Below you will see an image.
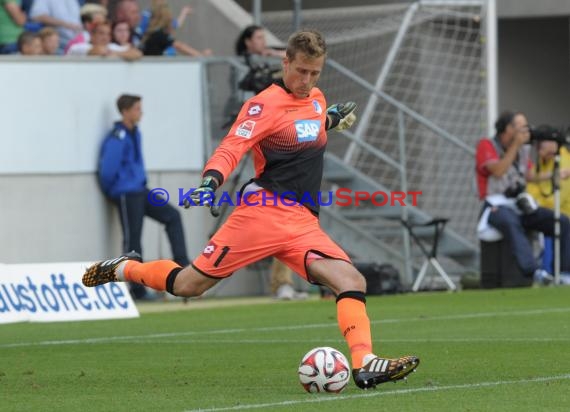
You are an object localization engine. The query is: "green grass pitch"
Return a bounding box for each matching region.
[1,286,569,411]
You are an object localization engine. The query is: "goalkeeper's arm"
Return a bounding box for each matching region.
[326,101,357,131]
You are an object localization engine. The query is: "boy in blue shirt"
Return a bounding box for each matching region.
[98,94,190,299]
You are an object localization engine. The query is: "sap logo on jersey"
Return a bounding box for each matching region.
[295,120,321,142]
[236,120,256,139]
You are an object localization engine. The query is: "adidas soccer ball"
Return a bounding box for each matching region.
[297,346,351,393]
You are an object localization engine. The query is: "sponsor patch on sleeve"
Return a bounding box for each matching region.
[202,241,217,258]
[247,102,264,117]
[235,120,256,139]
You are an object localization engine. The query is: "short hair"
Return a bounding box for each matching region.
[17,31,39,52]
[286,29,327,61]
[235,25,263,56]
[495,110,523,135]
[116,94,141,113]
[38,27,58,40]
[80,4,107,24]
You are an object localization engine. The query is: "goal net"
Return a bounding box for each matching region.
[263,1,491,248]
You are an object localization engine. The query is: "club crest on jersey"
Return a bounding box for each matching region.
[247,102,264,117]
[312,99,322,114]
[202,241,217,258]
[236,120,256,139]
[113,128,126,140]
[295,120,321,142]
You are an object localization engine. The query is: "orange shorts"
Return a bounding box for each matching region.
[192,190,351,282]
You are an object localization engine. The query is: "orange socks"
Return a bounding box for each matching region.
[123,260,181,291]
[337,294,372,369]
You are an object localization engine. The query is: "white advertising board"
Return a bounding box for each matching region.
[0,262,139,324]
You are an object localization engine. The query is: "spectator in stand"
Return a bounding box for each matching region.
[111,20,133,48]
[140,3,211,57]
[20,0,33,15]
[0,0,27,54]
[67,20,142,61]
[235,25,286,59]
[65,3,107,53]
[17,31,42,55]
[224,25,284,122]
[141,0,192,33]
[85,0,109,6]
[19,0,43,32]
[38,26,60,55]
[140,0,192,56]
[29,0,82,53]
[114,0,142,47]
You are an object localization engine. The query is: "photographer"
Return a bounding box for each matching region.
[526,140,570,277]
[475,111,570,278]
[235,25,285,94]
[527,140,570,215]
[223,25,284,128]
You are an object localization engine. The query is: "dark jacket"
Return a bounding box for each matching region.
[98,121,147,199]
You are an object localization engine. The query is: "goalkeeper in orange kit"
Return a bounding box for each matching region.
[83,29,419,389]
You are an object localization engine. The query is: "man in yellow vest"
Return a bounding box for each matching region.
[526,140,570,276]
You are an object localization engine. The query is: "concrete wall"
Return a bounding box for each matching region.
[0,57,274,297]
[0,172,208,263]
[0,59,208,263]
[497,0,570,18]
[0,59,204,174]
[498,17,570,126]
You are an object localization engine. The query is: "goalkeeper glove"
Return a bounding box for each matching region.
[327,101,357,131]
[184,176,220,217]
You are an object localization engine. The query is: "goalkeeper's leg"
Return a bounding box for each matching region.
[82,255,219,297]
[308,258,419,389]
[83,195,284,296]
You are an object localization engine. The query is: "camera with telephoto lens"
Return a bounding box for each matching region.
[238,63,282,94]
[504,182,526,199]
[515,192,538,215]
[529,124,570,146]
[504,183,538,215]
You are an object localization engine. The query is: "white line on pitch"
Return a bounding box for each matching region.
[106,337,570,345]
[183,374,570,412]
[2,307,569,349]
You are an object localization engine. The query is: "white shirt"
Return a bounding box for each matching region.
[30,0,81,48]
[66,43,130,56]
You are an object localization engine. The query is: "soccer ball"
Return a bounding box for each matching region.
[298,346,351,393]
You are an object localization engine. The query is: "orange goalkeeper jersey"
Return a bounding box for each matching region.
[204,80,328,214]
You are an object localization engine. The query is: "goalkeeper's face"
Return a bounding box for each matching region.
[282,52,325,99]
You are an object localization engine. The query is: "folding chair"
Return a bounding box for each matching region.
[401,218,457,292]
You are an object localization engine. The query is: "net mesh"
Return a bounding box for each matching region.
[262,2,488,250]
